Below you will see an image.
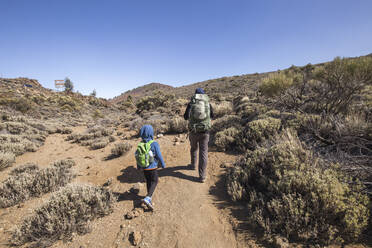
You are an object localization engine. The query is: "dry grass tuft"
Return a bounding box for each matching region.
[11,184,115,246]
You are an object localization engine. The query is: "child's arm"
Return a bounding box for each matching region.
[153,142,166,168]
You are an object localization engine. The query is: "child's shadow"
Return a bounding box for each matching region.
[114,189,152,212]
[117,166,144,184]
[117,165,200,183]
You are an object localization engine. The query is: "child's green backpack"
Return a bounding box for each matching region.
[135,140,155,168]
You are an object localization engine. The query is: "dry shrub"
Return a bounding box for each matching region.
[67,127,114,148]
[212,101,234,118]
[5,121,28,134]
[0,151,15,170]
[11,184,115,246]
[93,109,104,119]
[90,138,110,150]
[9,163,39,175]
[238,117,281,150]
[166,117,188,134]
[12,97,34,113]
[0,140,38,155]
[214,127,240,151]
[211,115,242,134]
[300,113,372,172]
[55,127,73,134]
[111,142,132,157]
[0,160,75,208]
[227,130,370,245]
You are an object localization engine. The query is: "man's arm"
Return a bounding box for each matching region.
[209,104,214,119]
[184,103,191,120]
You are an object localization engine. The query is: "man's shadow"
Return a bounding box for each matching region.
[158,165,200,182]
[117,165,200,184]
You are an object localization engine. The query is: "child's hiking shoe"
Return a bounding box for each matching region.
[142,196,154,210]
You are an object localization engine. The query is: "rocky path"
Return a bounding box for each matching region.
[0,129,249,248]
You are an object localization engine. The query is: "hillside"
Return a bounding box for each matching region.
[0,54,371,248]
[111,82,174,104]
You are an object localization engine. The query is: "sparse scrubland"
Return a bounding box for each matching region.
[66,125,116,150]
[0,55,371,247]
[11,184,115,246]
[0,159,75,208]
[224,56,372,245]
[115,55,372,245]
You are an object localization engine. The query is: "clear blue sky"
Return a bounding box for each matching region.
[1,0,371,98]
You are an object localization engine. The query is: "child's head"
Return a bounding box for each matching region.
[140,125,154,142]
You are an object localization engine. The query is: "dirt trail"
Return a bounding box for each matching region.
[0,129,249,248]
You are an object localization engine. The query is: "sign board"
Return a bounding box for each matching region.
[55,80,65,89]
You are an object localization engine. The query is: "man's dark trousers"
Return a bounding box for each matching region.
[189,131,209,180]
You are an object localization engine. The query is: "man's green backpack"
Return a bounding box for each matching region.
[135,140,155,168]
[189,94,211,133]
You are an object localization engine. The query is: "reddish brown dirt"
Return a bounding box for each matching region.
[0,129,254,248]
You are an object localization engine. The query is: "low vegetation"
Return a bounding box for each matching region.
[110,142,132,157]
[0,151,15,170]
[11,184,115,246]
[0,159,75,208]
[66,126,115,150]
[227,130,370,245]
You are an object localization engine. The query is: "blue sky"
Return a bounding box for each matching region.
[0,0,371,98]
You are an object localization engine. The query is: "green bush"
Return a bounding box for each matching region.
[227,130,370,245]
[259,71,301,97]
[211,115,242,134]
[214,127,240,151]
[136,92,175,113]
[11,184,115,246]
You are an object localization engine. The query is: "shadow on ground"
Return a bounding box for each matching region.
[117,165,200,184]
[117,166,144,184]
[103,154,120,161]
[158,165,200,182]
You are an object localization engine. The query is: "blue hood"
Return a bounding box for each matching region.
[140,125,154,143]
[195,88,205,94]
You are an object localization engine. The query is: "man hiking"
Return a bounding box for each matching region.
[183,88,214,183]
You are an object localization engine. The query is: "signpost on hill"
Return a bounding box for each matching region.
[55,80,65,91]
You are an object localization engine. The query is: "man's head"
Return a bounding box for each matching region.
[195,88,205,94]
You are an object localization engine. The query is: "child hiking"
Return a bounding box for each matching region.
[135,125,166,210]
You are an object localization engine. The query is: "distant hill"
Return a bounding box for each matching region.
[111,53,372,102]
[111,83,174,103]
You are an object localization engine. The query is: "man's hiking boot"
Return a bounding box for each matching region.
[199,177,206,183]
[142,196,153,210]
